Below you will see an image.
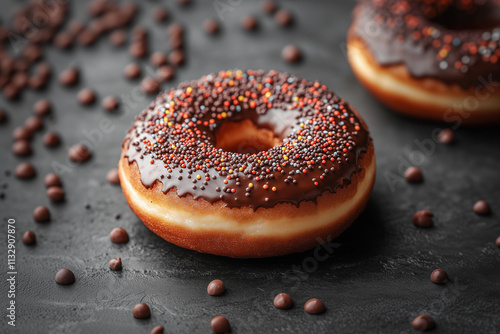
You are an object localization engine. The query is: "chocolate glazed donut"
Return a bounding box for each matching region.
[119,70,375,258]
[347,0,500,125]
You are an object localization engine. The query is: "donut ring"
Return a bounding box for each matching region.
[119,70,375,258]
[347,0,500,125]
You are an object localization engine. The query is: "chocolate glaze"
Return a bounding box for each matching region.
[352,0,500,89]
[123,70,370,209]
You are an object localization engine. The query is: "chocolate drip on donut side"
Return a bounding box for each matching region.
[352,0,500,89]
[124,70,370,209]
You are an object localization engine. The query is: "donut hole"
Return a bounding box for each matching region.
[429,3,500,30]
[214,119,282,154]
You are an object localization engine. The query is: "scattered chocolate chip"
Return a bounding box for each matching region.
[34,99,51,116]
[43,132,61,147]
[304,298,326,314]
[125,63,141,79]
[168,23,184,38]
[404,166,423,183]
[12,72,29,89]
[275,9,293,26]
[55,268,75,285]
[3,84,20,100]
[1,62,12,78]
[78,29,98,46]
[496,236,500,247]
[89,20,106,37]
[54,31,74,49]
[121,2,139,21]
[157,65,175,83]
[102,96,119,112]
[109,257,122,270]
[13,140,32,156]
[110,29,127,46]
[204,19,220,35]
[45,173,62,188]
[473,200,491,215]
[59,68,79,86]
[211,316,230,334]
[36,62,52,79]
[0,109,7,123]
[23,45,42,62]
[151,326,164,334]
[262,0,277,14]
[88,0,107,17]
[106,12,127,29]
[69,20,85,35]
[68,144,92,162]
[141,77,160,94]
[22,231,36,245]
[207,279,225,296]
[0,26,9,42]
[85,203,91,209]
[15,163,36,179]
[273,293,293,309]
[13,127,33,140]
[150,51,168,67]
[177,0,191,6]
[0,79,9,91]
[104,13,124,30]
[241,15,258,31]
[169,49,185,66]
[107,168,120,184]
[25,116,44,132]
[110,227,129,243]
[133,303,151,319]
[154,7,169,22]
[47,186,65,202]
[12,58,25,71]
[430,269,448,284]
[28,75,48,90]
[33,206,51,222]
[282,45,302,63]
[114,213,121,220]
[438,128,455,145]
[132,26,148,41]
[169,35,184,50]
[412,314,435,331]
[78,88,96,105]
[413,210,434,228]
[129,41,148,59]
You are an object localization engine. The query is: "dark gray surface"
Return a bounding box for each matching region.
[1,0,500,333]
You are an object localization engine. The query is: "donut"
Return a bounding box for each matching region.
[119,70,375,258]
[347,0,500,125]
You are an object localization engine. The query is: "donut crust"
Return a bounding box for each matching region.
[118,142,375,258]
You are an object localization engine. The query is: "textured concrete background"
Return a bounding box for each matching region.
[0,0,499,333]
